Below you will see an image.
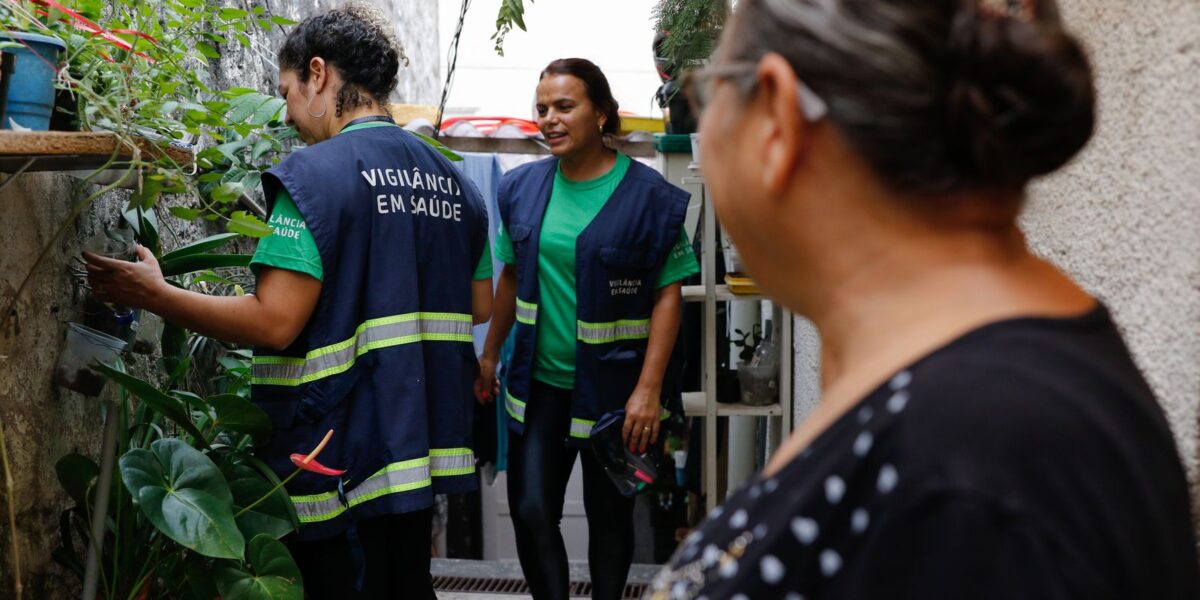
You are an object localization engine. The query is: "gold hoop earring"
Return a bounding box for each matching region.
[306,93,328,119]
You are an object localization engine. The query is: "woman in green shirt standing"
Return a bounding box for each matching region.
[476,59,698,600]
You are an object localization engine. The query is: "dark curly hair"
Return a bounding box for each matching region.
[278,3,410,117]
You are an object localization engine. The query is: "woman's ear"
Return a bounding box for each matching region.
[308,57,329,94]
[755,53,807,196]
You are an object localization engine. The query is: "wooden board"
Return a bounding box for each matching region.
[0,131,194,172]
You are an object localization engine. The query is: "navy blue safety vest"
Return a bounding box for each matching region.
[499,157,689,443]
[252,124,488,541]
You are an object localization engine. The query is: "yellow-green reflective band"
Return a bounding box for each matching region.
[576,319,650,344]
[570,418,596,439]
[516,298,538,325]
[431,448,476,477]
[506,391,527,423]
[253,312,473,387]
[291,456,432,524]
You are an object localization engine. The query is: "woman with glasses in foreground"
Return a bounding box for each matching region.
[650,0,1199,598]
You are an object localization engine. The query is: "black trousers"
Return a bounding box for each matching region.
[507,381,636,600]
[288,509,436,599]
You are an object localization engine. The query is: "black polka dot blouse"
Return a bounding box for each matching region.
[648,307,1200,599]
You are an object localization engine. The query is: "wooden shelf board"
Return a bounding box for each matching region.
[682,391,785,417]
[0,131,193,173]
[683,284,767,302]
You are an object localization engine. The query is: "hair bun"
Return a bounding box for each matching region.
[945,6,1096,189]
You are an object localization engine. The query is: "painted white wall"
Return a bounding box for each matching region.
[792,0,1200,519]
[436,0,665,120]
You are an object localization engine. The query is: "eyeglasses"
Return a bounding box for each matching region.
[680,61,829,122]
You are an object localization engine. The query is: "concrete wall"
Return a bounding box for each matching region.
[1027,0,1200,504]
[0,1,438,595]
[793,0,1200,518]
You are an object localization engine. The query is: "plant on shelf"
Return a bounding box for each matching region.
[731,323,763,364]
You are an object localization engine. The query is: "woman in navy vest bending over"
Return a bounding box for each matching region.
[476,58,698,599]
[647,0,1199,598]
[85,4,493,597]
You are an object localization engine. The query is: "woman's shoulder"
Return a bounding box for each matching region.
[884,307,1181,493]
[501,157,557,185]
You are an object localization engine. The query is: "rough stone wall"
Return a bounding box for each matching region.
[793,0,1200,523]
[1025,0,1200,509]
[0,1,438,596]
[264,0,442,105]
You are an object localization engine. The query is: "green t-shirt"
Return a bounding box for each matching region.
[494,153,699,388]
[250,121,494,281]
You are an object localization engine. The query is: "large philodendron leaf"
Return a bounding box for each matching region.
[119,439,245,559]
[207,394,271,437]
[55,453,100,507]
[224,463,295,540]
[215,534,304,600]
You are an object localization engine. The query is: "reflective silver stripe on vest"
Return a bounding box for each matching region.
[576,319,651,344]
[569,418,596,439]
[253,312,473,387]
[292,456,432,524]
[431,448,475,477]
[516,298,538,325]
[506,391,527,423]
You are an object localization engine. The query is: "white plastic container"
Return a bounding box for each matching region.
[54,323,126,396]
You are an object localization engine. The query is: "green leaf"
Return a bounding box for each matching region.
[224,464,294,541]
[160,253,252,277]
[249,98,286,126]
[219,7,249,19]
[196,42,221,60]
[222,88,259,100]
[92,363,209,447]
[55,454,99,507]
[129,178,164,211]
[226,93,272,124]
[240,170,263,193]
[168,206,202,220]
[216,138,254,162]
[161,233,239,261]
[183,555,221,600]
[227,211,273,238]
[212,181,246,204]
[410,132,464,162]
[119,439,245,559]
[206,394,270,437]
[241,454,300,529]
[269,16,297,26]
[215,534,303,600]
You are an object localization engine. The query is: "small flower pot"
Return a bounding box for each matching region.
[737,361,778,406]
[0,31,66,131]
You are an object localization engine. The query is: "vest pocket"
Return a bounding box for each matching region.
[294,353,377,426]
[508,224,532,263]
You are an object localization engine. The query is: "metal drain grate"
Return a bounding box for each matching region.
[432,575,649,599]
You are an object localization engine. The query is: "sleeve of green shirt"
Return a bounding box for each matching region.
[474,240,495,280]
[249,189,323,281]
[494,222,516,265]
[655,226,700,288]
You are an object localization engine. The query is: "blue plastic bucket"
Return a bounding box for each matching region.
[1,31,65,131]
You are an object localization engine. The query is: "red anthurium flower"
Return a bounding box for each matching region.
[289,429,346,476]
